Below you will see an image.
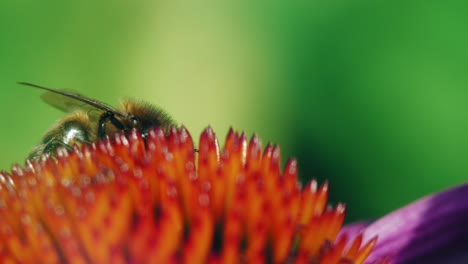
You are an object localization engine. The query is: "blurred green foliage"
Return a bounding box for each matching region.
[0,1,467,222]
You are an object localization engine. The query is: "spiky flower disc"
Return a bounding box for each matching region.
[0,127,377,263]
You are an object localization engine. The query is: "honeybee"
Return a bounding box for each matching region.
[18,82,177,160]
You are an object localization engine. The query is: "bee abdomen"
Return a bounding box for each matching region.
[29,111,96,160]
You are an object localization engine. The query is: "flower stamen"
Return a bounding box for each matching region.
[0,127,379,263]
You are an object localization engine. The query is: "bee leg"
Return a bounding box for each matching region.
[98,111,126,138]
[43,139,73,155]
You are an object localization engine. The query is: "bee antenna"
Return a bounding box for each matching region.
[17,81,126,118]
[17,82,46,89]
[17,82,64,93]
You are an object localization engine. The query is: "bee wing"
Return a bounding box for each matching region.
[40,89,102,119]
[40,89,94,112]
[18,82,127,119]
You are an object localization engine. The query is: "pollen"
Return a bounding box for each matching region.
[0,127,377,263]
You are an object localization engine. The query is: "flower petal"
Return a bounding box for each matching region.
[339,221,371,239]
[361,183,468,263]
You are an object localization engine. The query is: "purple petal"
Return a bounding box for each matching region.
[360,183,468,264]
[339,221,370,238]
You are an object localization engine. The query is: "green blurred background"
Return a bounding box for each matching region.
[1,1,467,222]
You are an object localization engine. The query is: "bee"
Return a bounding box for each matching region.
[18,82,177,160]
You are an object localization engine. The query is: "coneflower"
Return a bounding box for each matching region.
[0,127,379,263]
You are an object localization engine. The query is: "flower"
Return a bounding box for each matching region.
[340,183,468,264]
[0,127,378,263]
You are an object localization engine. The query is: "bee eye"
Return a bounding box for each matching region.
[131,117,139,126]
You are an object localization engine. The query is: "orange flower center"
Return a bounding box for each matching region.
[0,127,377,263]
